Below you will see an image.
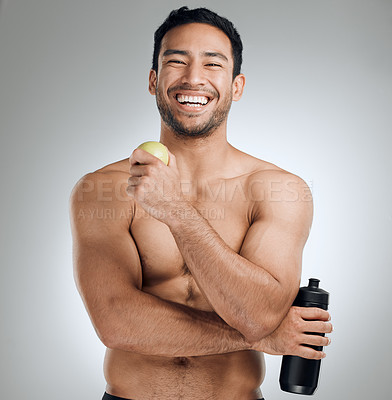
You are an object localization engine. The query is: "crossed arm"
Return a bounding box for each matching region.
[71,159,331,359]
[165,189,308,342]
[127,148,317,342]
[71,172,250,357]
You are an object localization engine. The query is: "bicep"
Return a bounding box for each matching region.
[240,180,313,294]
[70,175,142,333]
[72,226,142,296]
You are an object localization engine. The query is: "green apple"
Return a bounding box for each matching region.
[137,141,169,165]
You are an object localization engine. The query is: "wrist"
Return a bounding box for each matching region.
[164,202,200,230]
[246,335,271,353]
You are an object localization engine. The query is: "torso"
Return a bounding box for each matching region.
[98,151,284,400]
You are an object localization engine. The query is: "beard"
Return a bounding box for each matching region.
[155,84,232,139]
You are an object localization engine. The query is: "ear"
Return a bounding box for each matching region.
[232,73,245,102]
[148,69,157,95]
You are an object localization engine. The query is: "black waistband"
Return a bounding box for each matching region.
[102,393,134,400]
[102,392,264,400]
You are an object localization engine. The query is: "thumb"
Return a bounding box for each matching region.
[166,148,177,168]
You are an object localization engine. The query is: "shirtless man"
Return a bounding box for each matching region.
[70,7,332,400]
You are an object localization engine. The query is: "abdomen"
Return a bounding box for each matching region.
[104,348,265,400]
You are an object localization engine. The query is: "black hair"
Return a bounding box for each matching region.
[152,6,243,79]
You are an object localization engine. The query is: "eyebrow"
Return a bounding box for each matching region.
[203,51,228,62]
[162,49,229,62]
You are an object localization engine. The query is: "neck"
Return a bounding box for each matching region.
[160,122,234,182]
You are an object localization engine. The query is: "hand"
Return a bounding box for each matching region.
[127,147,186,223]
[250,306,333,360]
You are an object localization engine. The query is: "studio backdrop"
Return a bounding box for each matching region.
[0,1,391,399]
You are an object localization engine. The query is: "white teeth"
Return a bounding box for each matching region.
[176,94,209,105]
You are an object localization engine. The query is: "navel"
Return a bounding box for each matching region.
[173,356,191,367]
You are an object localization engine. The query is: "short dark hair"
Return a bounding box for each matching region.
[152,6,243,79]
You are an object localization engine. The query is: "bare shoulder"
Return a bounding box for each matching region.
[233,150,311,201]
[71,158,129,201]
[250,165,312,203]
[70,158,133,228]
[235,150,313,228]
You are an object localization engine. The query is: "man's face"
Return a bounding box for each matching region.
[149,23,244,138]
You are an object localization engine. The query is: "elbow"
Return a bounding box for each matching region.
[242,326,271,344]
[98,330,118,349]
[98,329,131,351]
[94,322,117,349]
[97,319,139,352]
[241,316,281,343]
[94,320,127,351]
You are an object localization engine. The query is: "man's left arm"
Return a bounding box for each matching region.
[128,149,313,342]
[169,175,312,342]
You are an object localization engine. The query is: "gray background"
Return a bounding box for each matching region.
[0,0,391,399]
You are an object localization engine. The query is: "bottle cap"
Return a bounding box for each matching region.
[294,278,329,307]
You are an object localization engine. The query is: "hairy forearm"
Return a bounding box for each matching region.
[100,288,250,357]
[166,205,282,341]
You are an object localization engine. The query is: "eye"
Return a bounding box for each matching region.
[206,63,222,68]
[168,60,186,65]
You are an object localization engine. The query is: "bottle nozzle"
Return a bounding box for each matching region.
[308,278,320,288]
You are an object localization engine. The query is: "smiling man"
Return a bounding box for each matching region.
[70,7,332,400]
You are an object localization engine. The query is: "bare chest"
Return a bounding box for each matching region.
[130,180,252,310]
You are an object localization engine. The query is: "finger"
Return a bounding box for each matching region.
[131,148,162,166]
[294,345,326,360]
[126,179,148,199]
[129,163,150,177]
[301,333,331,347]
[167,149,176,168]
[126,185,134,197]
[295,307,331,321]
[128,176,144,186]
[303,320,333,334]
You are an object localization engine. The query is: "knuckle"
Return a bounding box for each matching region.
[291,307,302,322]
[292,306,301,315]
[309,348,323,360]
[321,322,332,333]
[289,343,297,354]
[314,352,324,360]
[315,335,327,346]
[134,185,143,196]
[311,307,323,319]
[314,321,325,332]
[318,322,327,332]
[300,346,313,359]
[293,318,302,331]
[145,165,154,175]
[140,176,149,184]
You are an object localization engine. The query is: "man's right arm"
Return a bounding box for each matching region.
[70,172,331,359]
[70,172,249,357]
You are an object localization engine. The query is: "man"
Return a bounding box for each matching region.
[70,7,332,400]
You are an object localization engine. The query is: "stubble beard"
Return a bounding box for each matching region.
[155,84,233,139]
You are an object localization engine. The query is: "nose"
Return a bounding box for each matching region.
[181,63,207,87]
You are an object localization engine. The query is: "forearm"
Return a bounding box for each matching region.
[100,288,250,357]
[166,205,283,340]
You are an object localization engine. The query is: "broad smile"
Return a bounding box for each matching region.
[171,91,215,113]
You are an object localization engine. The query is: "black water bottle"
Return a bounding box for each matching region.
[279,278,329,395]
